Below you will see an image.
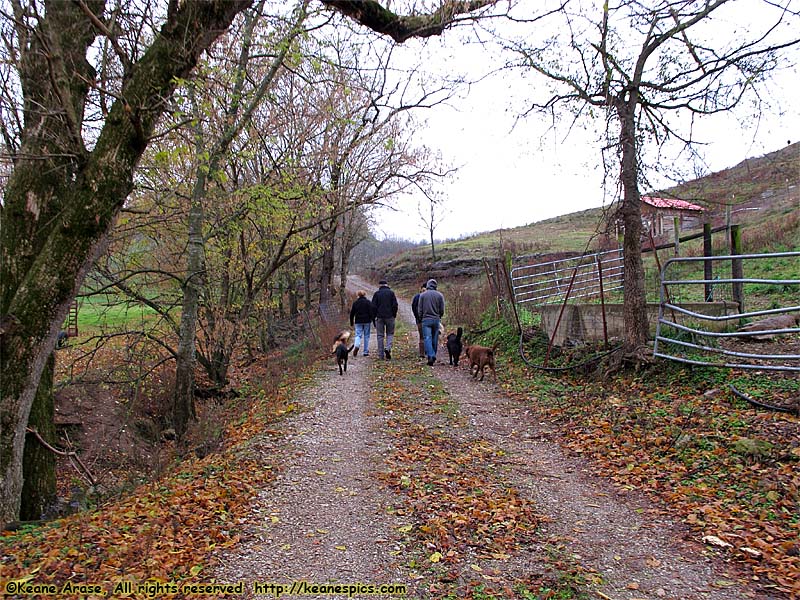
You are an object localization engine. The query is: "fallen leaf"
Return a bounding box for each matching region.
[740,547,763,559]
[702,535,733,549]
[645,556,662,568]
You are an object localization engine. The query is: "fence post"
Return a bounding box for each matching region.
[673,216,680,255]
[703,223,713,301]
[596,255,609,349]
[500,256,523,335]
[730,224,744,311]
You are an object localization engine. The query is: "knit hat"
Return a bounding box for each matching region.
[379,279,388,285]
[426,279,438,289]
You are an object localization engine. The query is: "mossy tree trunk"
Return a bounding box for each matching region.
[21,353,57,521]
[0,0,252,524]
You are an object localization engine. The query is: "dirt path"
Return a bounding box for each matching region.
[215,277,774,599]
[432,360,772,600]
[215,281,412,597]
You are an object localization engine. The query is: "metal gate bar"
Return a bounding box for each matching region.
[654,251,800,372]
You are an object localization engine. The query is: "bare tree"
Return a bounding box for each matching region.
[504,0,800,349]
[417,188,449,261]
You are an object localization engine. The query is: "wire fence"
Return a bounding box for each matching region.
[252,302,345,353]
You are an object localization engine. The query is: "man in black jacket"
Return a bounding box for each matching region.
[371,279,398,360]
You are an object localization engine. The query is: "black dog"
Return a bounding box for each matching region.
[332,330,355,376]
[446,327,463,366]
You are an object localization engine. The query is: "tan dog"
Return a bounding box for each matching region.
[465,342,498,381]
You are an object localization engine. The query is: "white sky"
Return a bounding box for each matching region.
[368,2,800,243]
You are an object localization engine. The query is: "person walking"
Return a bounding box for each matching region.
[371,279,398,360]
[349,290,374,357]
[411,282,427,358]
[419,278,445,366]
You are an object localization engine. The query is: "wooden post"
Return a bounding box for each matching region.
[703,223,713,301]
[673,216,680,255]
[730,224,744,311]
[500,255,523,335]
[596,255,609,349]
[725,202,732,240]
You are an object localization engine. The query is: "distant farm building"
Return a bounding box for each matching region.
[641,196,705,237]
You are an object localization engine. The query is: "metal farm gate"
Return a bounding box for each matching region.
[654,251,800,372]
[510,248,624,308]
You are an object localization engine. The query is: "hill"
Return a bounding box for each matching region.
[366,142,799,287]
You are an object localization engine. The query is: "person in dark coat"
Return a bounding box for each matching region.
[349,290,374,356]
[411,282,427,357]
[418,278,445,366]
[371,279,398,360]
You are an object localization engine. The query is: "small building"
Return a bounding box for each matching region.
[641,196,704,237]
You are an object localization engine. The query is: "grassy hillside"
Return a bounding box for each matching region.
[369,142,799,288]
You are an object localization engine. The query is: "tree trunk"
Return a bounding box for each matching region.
[617,99,649,349]
[318,233,336,317]
[304,254,313,311]
[21,353,56,521]
[172,175,205,438]
[339,250,350,313]
[288,278,299,316]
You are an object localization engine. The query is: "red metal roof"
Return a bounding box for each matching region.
[642,196,704,211]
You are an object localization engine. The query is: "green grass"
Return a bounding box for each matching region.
[74,295,162,331]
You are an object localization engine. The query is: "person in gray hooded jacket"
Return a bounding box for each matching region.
[418,278,445,365]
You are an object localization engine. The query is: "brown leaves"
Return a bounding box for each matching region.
[0,378,296,592]
[502,355,800,597]
[372,363,555,598]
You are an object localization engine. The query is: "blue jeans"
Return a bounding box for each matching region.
[421,318,441,360]
[354,322,371,355]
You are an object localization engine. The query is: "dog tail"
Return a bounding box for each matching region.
[332,330,351,352]
[456,326,463,342]
[490,342,499,354]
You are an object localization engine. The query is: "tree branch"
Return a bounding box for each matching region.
[320,0,498,43]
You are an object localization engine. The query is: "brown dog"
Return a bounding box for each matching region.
[465,342,498,381]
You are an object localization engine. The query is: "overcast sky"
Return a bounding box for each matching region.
[367,1,800,243]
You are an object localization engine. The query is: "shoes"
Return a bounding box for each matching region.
[353,347,359,357]
[363,352,369,357]
[427,357,435,366]
[384,349,391,360]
